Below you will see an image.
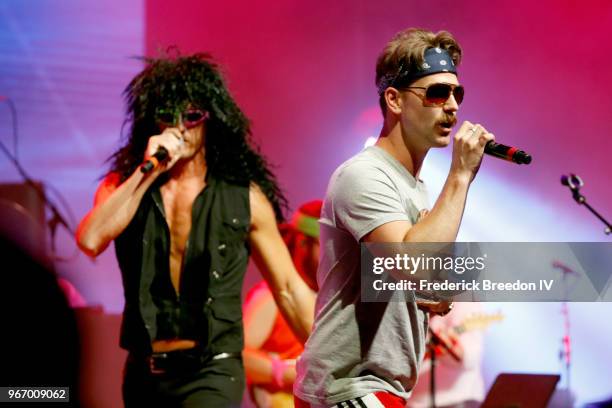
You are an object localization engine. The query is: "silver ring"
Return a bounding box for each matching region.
[468,127,477,134]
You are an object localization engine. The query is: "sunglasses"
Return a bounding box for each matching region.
[155,109,209,129]
[402,83,464,107]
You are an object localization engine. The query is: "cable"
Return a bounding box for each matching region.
[0,96,18,160]
[0,97,79,261]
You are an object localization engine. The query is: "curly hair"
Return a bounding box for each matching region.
[107,53,287,220]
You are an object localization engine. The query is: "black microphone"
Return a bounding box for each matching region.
[485,141,532,165]
[140,147,169,173]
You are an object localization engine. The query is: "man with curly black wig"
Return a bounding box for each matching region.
[76,53,315,407]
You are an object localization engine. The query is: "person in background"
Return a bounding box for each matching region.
[407,302,487,408]
[243,200,322,408]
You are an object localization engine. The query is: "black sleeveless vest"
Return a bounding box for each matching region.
[114,175,250,355]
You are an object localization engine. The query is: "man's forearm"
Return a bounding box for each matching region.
[404,172,470,243]
[77,169,159,256]
[274,281,315,343]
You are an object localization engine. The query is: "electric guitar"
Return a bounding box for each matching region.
[427,311,504,361]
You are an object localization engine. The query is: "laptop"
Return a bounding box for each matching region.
[481,373,561,408]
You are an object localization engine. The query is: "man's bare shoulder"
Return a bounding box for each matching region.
[248,184,276,230]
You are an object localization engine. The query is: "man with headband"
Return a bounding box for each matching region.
[76,54,315,407]
[295,28,494,407]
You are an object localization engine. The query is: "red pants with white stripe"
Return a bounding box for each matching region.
[295,392,406,408]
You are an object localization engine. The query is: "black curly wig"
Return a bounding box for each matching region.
[107,52,287,220]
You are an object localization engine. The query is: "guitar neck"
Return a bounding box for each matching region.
[450,312,504,336]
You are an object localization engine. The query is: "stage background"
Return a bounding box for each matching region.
[0,0,611,405]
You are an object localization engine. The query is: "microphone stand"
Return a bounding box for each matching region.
[552,261,579,390]
[427,328,462,408]
[561,174,611,235]
[558,263,572,390]
[552,261,578,407]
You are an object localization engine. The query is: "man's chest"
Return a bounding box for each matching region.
[160,181,205,252]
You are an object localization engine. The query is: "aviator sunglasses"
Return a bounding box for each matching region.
[155,108,209,129]
[402,83,464,107]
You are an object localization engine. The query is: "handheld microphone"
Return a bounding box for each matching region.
[485,141,532,165]
[140,147,169,173]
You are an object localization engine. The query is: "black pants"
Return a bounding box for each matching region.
[123,354,245,408]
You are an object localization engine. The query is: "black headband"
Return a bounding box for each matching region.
[378,47,457,95]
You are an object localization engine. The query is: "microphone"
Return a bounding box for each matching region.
[485,141,532,164]
[140,147,169,173]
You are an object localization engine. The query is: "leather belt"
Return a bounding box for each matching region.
[132,349,241,375]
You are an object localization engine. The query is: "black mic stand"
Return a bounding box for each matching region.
[427,323,463,408]
[561,174,611,235]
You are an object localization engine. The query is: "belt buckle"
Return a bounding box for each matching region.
[148,353,168,375]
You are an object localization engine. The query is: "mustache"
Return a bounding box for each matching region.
[437,115,457,127]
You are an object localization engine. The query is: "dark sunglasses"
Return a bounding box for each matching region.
[402,83,464,107]
[155,109,209,129]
